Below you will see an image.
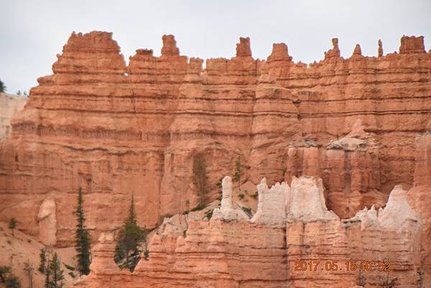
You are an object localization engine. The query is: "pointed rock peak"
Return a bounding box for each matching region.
[352,44,362,57]
[399,35,426,54]
[378,39,383,57]
[267,43,292,62]
[260,177,267,185]
[161,34,180,56]
[324,37,340,59]
[236,37,252,57]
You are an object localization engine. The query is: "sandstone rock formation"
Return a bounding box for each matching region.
[212,176,249,221]
[0,93,26,139]
[251,178,288,226]
[287,176,339,222]
[0,32,430,287]
[407,127,431,284]
[76,175,427,287]
[37,197,57,246]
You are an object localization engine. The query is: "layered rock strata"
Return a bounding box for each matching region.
[77,175,426,287]
[0,32,430,248]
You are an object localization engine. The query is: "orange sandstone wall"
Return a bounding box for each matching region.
[0,32,430,246]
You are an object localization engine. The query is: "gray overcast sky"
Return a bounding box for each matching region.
[1,0,430,94]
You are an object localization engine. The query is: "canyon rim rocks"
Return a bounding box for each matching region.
[0,32,430,287]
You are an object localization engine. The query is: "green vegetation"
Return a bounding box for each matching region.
[114,194,147,272]
[8,218,17,236]
[190,203,206,212]
[238,192,245,200]
[233,156,242,190]
[23,263,33,288]
[193,153,209,206]
[204,209,214,220]
[241,207,253,218]
[0,79,6,93]
[75,188,91,275]
[39,248,47,274]
[216,177,223,190]
[0,266,21,288]
[46,252,64,288]
[39,250,65,288]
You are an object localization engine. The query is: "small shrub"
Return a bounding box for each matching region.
[5,276,21,288]
[190,203,206,212]
[204,209,214,220]
[216,177,223,190]
[251,191,258,199]
[64,263,75,271]
[0,265,21,288]
[238,193,245,200]
[143,249,149,260]
[8,218,17,236]
[241,207,253,218]
[417,269,424,286]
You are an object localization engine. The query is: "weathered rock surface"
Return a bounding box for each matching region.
[0,93,26,139]
[76,175,427,287]
[212,176,249,221]
[0,31,430,266]
[287,176,339,222]
[37,197,57,245]
[251,178,288,226]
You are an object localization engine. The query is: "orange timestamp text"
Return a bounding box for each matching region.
[291,259,390,272]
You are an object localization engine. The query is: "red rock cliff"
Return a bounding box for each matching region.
[0,32,430,249]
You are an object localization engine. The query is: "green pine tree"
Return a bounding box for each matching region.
[39,248,47,274]
[114,194,146,272]
[43,252,51,288]
[75,188,91,275]
[0,79,6,93]
[193,153,209,206]
[48,253,64,288]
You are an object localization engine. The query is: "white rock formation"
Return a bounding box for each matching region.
[212,176,248,221]
[157,214,188,237]
[346,185,420,231]
[251,178,289,226]
[0,93,27,139]
[379,185,419,230]
[37,197,57,246]
[345,205,379,230]
[287,176,338,222]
